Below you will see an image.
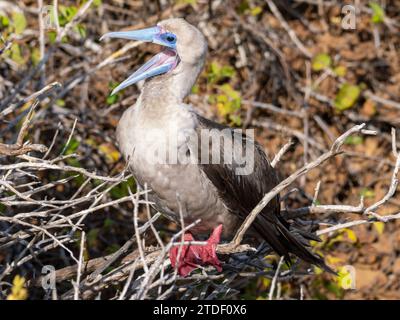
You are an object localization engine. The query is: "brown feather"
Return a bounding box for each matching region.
[195,115,334,273]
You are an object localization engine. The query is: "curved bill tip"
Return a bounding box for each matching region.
[110,87,121,97]
[110,50,179,95]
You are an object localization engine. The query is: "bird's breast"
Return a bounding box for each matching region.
[116,103,239,237]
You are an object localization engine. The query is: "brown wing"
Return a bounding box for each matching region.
[195,115,280,219]
[195,114,334,273]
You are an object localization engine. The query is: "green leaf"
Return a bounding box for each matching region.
[216,94,228,104]
[59,5,78,26]
[237,0,250,14]
[311,200,321,207]
[334,83,361,111]
[360,188,375,198]
[56,99,66,107]
[210,61,220,74]
[220,66,236,80]
[10,43,24,64]
[63,138,80,155]
[47,30,57,44]
[0,15,10,27]
[98,143,121,164]
[75,24,86,38]
[12,12,27,35]
[66,158,82,168]
[65,6,78,21]
[333,65,347,77]
[178,0,197,4]
[31,48,41,66]
[337,266,355,290]
[207,62,220,84]
[312,53,332,71]
[191,84,199,94]
[110,177,136,199]
[250,6,263,16]
[93,0,102,7]
[207,61,235,84]
[369,2,385,24]
[213,84,242,126]
[343,229,357,243]
[106,94,118,105]
[108,81,122,97]
[229,114,242,126]
[326,281,344,298]
[220,84,241,101]
[373,222,385,235]
[344,136,363,145]
[103,218,114,229]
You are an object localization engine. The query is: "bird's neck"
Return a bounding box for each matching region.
[139,61,204,110]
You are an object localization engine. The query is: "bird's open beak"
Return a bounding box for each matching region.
[101,26,180,95]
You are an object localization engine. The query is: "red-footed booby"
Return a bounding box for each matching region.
[101,18,333,276]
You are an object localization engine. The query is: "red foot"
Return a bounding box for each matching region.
[169,225,223,276]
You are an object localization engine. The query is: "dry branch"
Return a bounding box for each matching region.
[2,0,400,301]
[0,101,47,156]
[226,124,375,248]
[29,124,400,300]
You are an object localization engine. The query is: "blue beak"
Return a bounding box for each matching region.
[101,26,179,94]
[101,26,158,43]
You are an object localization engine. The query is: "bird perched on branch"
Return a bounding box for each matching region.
[101,18,333,276]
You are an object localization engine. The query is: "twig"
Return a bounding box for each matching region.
[227,124,374,248]
[364,90,400,110]
[266,0,312,58]
[37,0,46,87]
[56,0,94,43]
[271,139,296,168]
[73,231,85,300]
[269,257,284,300]
[0,101,48,156]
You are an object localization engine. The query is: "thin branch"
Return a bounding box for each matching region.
[0,100,48,156]
[228,124,374,248]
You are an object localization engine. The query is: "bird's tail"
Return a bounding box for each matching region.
[254,215,336,274]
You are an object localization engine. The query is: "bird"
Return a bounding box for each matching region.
[101,18,334,276]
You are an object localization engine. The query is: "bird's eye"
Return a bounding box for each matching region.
[162,32,176,44]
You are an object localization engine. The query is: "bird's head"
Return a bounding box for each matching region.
[101,18,207,95]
